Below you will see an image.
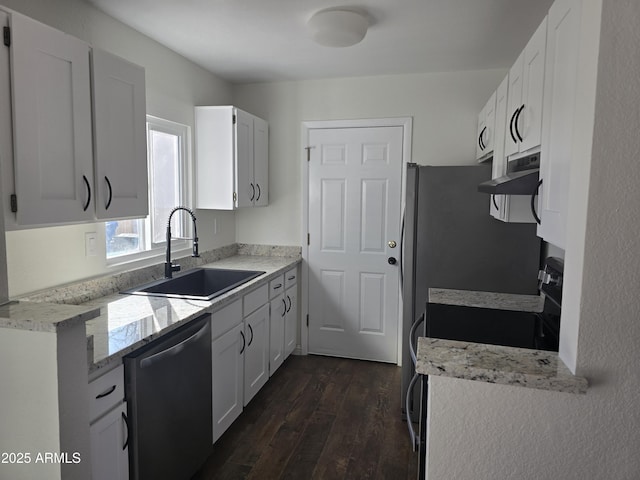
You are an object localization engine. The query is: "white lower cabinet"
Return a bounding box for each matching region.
[269,294,286,375]
[88,364,128,480]
[211,317,244,444]
[284,269,298,358]
[90,402,129,480]
[284,286,298,358]
[210,270,297,442]
[268,266,298,376]
[243,303,270,405]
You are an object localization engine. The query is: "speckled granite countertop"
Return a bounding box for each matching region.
[0,245,301,374]
[416,337,587,394]
[83,255,301,373]
[0,300,100,333]
[429,288,545,312]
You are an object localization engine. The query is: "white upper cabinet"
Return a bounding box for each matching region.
[490,76,509,219]
[253,116,269,207]
[476,91,496,161]
[3,11,148,227]
[9,12,95,226]
[490,76,536,224]
[504,17,548,158]
[195,106,269,210]
[91,48,148,220]
[538,0,582,248]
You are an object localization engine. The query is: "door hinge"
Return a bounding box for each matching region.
[307,233,310,245]
[306,314,309,327]
[3,27,10,47]
[10,194,17,213]
[305,146,315,162]
[232,114,236,125]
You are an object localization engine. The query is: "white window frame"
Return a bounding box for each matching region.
[106,115,193,267]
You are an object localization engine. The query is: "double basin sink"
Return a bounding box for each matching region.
[123,268,265,301]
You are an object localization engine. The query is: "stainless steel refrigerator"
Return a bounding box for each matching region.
[401,163,541,425]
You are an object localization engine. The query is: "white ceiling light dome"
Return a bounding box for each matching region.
[307,8,369,48]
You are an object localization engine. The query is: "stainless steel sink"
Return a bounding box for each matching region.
[122,268,265,301]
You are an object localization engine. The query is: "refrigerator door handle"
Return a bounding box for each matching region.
[409,313,425,366]
[399,207,405,292]
[406,372,420,451]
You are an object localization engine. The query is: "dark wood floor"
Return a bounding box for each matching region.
[193,354,418,480]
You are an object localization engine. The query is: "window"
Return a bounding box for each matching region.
[106,116,191,261]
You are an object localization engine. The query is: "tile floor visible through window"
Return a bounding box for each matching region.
[193,354,418,480]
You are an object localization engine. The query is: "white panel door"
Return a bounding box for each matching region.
[10,12,94,225]
[308,126,402,363]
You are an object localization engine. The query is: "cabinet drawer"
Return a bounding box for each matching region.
[243,284,268,317]
[89,364,124,423]
[211,299,243,340]
[285,267,298,289]
[269,275,285,300]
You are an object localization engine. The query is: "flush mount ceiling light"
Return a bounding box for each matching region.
[307,8,369,47]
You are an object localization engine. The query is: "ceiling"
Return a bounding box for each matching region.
[84,0,553,85]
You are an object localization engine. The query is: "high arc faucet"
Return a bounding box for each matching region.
[165,206,199,278]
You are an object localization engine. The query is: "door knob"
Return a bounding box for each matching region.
[388,240,397,248]
[388,257,397,265]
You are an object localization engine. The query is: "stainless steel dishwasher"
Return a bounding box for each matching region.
[124,315,212,480]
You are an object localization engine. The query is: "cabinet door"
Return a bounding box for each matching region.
[504,52,524,157]
[9,12,94,225]
[519,16,548,153]
[90,402,129,480]
[269,296,285,375]
[195,106,235,210]
[482,91,497,155]
[475,110,486,160]
[243,303,269,405]
[235,109,254,208]
[538,0,581,249]
[253,115,269,207]
[212,323,244,443]
[284,286,298,358]
[92,48,148,220]
[490,76,509,220]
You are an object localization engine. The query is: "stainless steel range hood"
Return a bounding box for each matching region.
[478,153,540,195]
[478,168,539,195]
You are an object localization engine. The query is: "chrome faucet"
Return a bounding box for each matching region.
[165,206,199,278]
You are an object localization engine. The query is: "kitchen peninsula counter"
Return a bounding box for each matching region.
[416,337,587,394]
[428,287,545,312]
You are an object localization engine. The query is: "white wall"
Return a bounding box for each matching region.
[0,0,236,297]
[0,329,62,480]
[426,0,640,478]
[233,70,505,246]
